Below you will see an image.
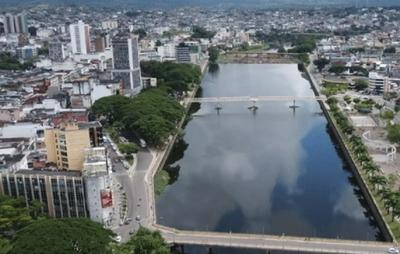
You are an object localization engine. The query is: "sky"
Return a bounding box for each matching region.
[1,0,400,8]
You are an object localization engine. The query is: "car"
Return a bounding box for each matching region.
[126,217,132,222]
[124,220,130,225]
[388,248,400,254]
[135,215,141,221]
[114,235,122,243]
[139,139,147,148]
[129,230,135,235]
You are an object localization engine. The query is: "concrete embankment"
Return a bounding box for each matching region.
[304,66,395,243]
[219,52,300,64]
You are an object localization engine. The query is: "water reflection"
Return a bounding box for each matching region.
[157,64,382,241]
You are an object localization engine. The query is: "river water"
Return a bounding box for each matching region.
[156,64,383,253]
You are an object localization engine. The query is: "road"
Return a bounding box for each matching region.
[113,147,154,241]
[157,228,393,254]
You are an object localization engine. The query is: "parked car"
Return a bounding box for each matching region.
[139,139,147,148]
[388,248,400,254]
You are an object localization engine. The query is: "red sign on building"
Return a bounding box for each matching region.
[100,190,113,208]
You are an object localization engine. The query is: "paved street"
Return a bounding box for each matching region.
[113,147,154,241]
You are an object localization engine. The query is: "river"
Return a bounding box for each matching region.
[156,64,383,253]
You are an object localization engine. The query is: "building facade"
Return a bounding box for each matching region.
[44,121,103,171]
[112,34,142,95]
[175,44,191,63]
[16,45,38,60]
[0,171,88,218]
[4,13,27,34]
[70,20,91,55]
[49,41,66,62]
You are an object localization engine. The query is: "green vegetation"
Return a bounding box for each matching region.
[296,53,310,65]
[154,170,170,196]
[321,82,348,96]
[354,99,374,113]
[113,227,170,254]
[327,97,400,240]
[313,58,330,72]
[387,124,400,143]
[191,26,215,39]
[118,143,139,155]
[0,195,44,238]
[255,32,322,53]
[134,29,147,40]
[0,53,33,71]
[384,47,396,54]
[93,89,185,147]
[348,47,365,54]
[328,64,369,77]
[208,47,219,64]
[381,110,395,120]
[354,78,369,91]
[9,218,113,254]
[141,61,201,93]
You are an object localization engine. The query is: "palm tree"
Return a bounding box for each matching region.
[369,175,387,191]
[377,187,391,201]
[363,162,379,177]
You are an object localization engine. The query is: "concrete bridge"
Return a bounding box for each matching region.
[189,95,327,103]
[152,225,393,254]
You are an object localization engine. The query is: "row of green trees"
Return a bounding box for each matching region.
[0,53,33,71]
[327,98,400,228]
[92,88,185,147]
[0,194,172,254]
[328,64,369,77]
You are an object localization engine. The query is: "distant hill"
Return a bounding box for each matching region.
[1,0,400,8]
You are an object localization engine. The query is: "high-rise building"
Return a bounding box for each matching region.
[4,14,15,34]
[175,43,191,63]
[49,41,66,62]
[15,13,28,33]
[0,170,88,218]
[16,45,38,60]
[112,34,142,95]
[44,121,103,171]
[4,13,28,34]
[70,20,91,55]
[95,35,106,52]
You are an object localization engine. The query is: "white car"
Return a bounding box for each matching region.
[139,139,147,148]
[114,235,122,243]
[388,248,400,254]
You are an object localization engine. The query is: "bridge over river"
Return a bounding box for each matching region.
[189,95,327,103]
[150,225,393,254]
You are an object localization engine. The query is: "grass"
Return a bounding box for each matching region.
[154,170,170,196]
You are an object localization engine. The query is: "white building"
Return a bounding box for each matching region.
[70,21,91,55]
[101,20,118,30]
[157,43,176,61]
[369,72,387,94]
[83,147,114,225]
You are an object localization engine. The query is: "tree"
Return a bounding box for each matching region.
[313,58,330,72]
[0,237,11,254]
[118,142,139,154]
[208,47,219,64]
[10,219,113,254]
[91,95,130,124]
[354,79,368,91]
[134,29,147,40]
[122,227,170,254]
[191,26,215,39]
[384,47,396,54]
[387,124,400,144]
[0,195,33,238]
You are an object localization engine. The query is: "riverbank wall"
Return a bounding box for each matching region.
[304,66,395,242]
[219,52,300,64]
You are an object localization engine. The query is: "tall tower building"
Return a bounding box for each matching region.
[4,13,15,34]
[112,34,142,95]
[70,20,91,55]
[4,13,28,34]
[49,41,66,62]
[15,13,28,33]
